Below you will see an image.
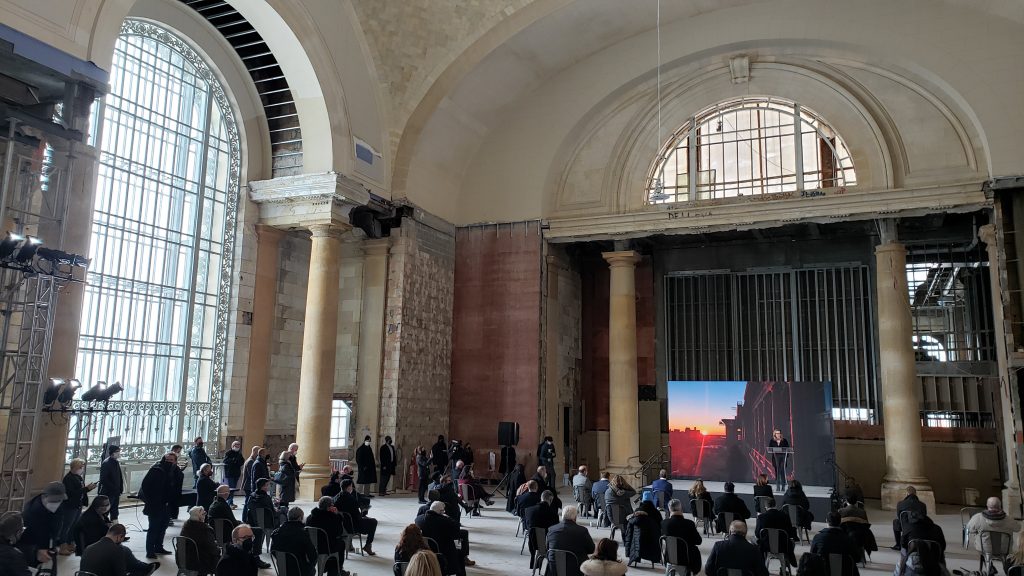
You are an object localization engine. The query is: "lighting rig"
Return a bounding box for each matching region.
[0,231,90,280]
[40,378,123,416]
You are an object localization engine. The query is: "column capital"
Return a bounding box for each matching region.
[308,224,346,240]
[874,241,906,256]
[979,223,997,247]
[255,223,287,243]
[364,237,391,257]
[602,250,641,267]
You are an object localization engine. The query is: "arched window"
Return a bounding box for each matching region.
[647,97,856,204]
[73,20,240,460]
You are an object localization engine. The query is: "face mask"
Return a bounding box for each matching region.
[241,538,254,552]
[364,441,370,446]
[98,506,111,515]
[197,443,204,449]
[44,500,61,513]
[73,469,84,476]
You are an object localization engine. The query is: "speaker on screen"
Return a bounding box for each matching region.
[498,421,520,446]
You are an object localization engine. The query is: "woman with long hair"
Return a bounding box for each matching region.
[394,524,429,563]
[754,474,773,512]
[405,549,443,576]
[581,538,628,576]
[688,479,714,520]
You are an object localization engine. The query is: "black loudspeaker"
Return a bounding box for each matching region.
[498,421,520,446]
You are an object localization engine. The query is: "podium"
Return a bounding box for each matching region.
[767,446,794,489]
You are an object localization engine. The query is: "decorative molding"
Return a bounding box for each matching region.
[248,172,370,228]
[729,55,750,84]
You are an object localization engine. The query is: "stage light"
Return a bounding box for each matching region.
[42,378,76,410]
[13,235,42,264]
[96,381,123,403]
[0,232,24,261]
[81,381,107,403]
[37,247,91,268]
[60,379,82,405]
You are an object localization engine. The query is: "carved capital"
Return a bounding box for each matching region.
[979,223,997,247]
[308,224,345,240]
[602,250,641,268]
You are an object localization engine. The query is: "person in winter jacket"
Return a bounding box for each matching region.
[966,497,1020,553]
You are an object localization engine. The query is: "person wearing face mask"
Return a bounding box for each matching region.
[538,436,557,485]
[215,524,259,576]
[181,506,220,575]
[355,436,377,497]
[195,463,218,510]
[168,445,186,526]
[286,443,303,487]
[58,457,95,555]
[98,445,123,521]
[238,445,261,520]
[274,450,297,508]
[208,484,239,545]
[75,495,113,554]
[139,452,177,559]
[0,512,30,576]
[189,437,212,482]
[222,440,244,508]
[80,522,159,576]
[378,436,397,497]
[20,481,67,568]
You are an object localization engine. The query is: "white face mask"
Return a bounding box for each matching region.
[44,500,61,513]
[73,469,84,476]
[364,441,370,446]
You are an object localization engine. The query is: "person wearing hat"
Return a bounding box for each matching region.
[245,477,276,569]
[20,481,66,567]
[0,511,29,575]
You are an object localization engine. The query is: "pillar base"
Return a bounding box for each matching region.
[298,464,332,501]
[881,480,935,512]
[1002,486,1023,520]
[605,462,638,481]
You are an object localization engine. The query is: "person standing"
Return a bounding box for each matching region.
[379,435,397,496]
[286,443,303,489]
[431,435,449,477]
[59,458,94,555]
[416,445,431,504]
[222,440,244,508]
[196,463,218,510]
[355,435,377,497]
[168,445,186,526]
[20,482,67,569]
[769,429,790,491]
[538,436,556,484]
[188,437,211,481]
[139,452,177,559]
[98,445,123,522]
[275,450,297,508]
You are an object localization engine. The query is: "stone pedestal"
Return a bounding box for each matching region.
[241,224,285,450]
[876,240,934,511]
[602,250,641,471]
[354,238,389,446]
[295,224,343,500]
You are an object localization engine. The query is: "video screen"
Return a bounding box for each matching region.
[667,381,835,487]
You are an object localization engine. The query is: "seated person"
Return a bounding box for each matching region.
[705,520,769,576]
[897,539,951,576]
[810,512,861,576]
[321,471,342,499]
[754,497,797,567]
[515,480,543,518]
[753,475,774,512]
[75,495,113,555]
[604,475,636,526]
[531,466,554,493]
[901,510,945,560]
[838,491,869,524]
[81,523,159,576]
[180,506,221,576]
[0,512,30,576]
[270,507,317,576]
[650,469,674,506]
[216,524,259,576]
[524,491,560,567]
[394,523,430,563]
[306,496,346,573]
[891,485,926,550]
[662,498,702,575]
[782,479,815,530]
[416,501,466,576]
[572,466,594,516]
[966,497,1020,555]
[208,485,239,545]
[580,538,627,576]
[335,479,378,556]
[546,506,595,575]
[457,466,494,513]
[688,479,715,521]
[713,481,751,532]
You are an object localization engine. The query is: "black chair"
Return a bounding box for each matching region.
[210,518,231,550]
[305,525,342,576]
[755,496,772,514]
[825,553,854,576]
[715,512,736,537]
[531,527,548,576]
[980,530,1012,576]
[393,562,409,576]
[249,507,273,553]
[660,535,691,576]
[716,569,753,576]
[761,528,793,576]
[459,483,479,518]
[338,511,364,556]
[546,549,580,576]
[271,550,302,576]
[574,486,593,518]
[423,537,448,574]
[1007,566,1022,576]
[172,535,202,576]
[691,499,712,536]
[783,504,810,544]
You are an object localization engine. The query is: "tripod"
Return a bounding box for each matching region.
[492,446,517,498]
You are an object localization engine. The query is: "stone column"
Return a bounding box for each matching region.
[979,223,1023,517]
[241,224,285,450]
[295,224,343,499]
[876,235,935,511]
[602,250,641,471]
[355,238,389,450]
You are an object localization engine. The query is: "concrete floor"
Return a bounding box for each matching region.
[51,494,994,576]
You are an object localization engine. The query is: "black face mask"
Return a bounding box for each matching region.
[197,443,204,449]
[241,538,254,553]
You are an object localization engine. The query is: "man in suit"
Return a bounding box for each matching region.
[811,512,861,576]
[891,485,928,550]
[651,469,674,503]
[208,484,239,546]
[713,481,751,533]
[754,496,797,566]
[379,435,397,496]
[515,480,542,517]
[98,445,124,521]
[270,507,317,576]
[524,491,560,567]
[334,479,378,556]
[705,520,769,576]
[80,523,159,576]
[662,498,702,575]
[416,501,467,576]
[545,506,595,574]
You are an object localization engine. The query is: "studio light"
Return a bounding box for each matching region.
[97,381,123,403]
[13,235,42,265]
[37,247,91,268]
[0,232,23,261]
[81,381,107,403]
[42,378,78,410]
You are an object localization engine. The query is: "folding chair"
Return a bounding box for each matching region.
[271,550,301,576]
[531,527,549,576]
[459,483,480,518]
[249,507,273,553]
[574,485,594,518]
[761,528,793,576]
[908,538,943,570]
[172,535,201,576]
[783,504,810,544]
[339,511,365,556]
[755,496,772,514]
[716,512,736,538]
[962,506,985,549]
[210,518,231,550]
[608,504,626,541]
[826,553,853,576]
[393,562,409,576]
[423,537,448,574]
[306,525,342,576]
[661,535,691,576]
[980,530,1012,576]
[546,549,580,576]
[691,499,712,536]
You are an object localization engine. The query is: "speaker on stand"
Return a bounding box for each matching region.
[494,421,519,497]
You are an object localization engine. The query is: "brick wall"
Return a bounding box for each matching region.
[380,217,456,459]
[451,222,543,464]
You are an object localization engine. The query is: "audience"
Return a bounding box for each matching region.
[307,496,346,565]
[195,463,217,510]
[662,498,702,574]
[532,466,554,494]
[322,471,343,499]
[897,539,950,576]
[335,479,378,556]
[80,522,159,576]
[516,480,543,517]
[525,491,560,567]
[58,458,93,555]
[216,524,258,576]
[0,512,30,576]
[755,496,797,567]
[688,479,715,521]
[839,491,869,524]
[416,501,466,576]
[546,505,595,575]
[624,500,661,566]
[891,485,927,550]
[208,484,239,545]
[705,520,769,576]
[572,466,593,516]
[20,481,67,567]
[783,479,815,531]
[270,507,317,576]
[406,549,444,576]
[967,496,1020,555]
[713,481,751,532]
[457,465,494,513]
[180,505,220,575]
[75,495,113,555]
[810,512,860,576]
[580,537,627,576]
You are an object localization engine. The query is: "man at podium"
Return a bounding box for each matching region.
[768,430,791,491]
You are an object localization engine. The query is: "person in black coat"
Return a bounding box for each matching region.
[250,449,271,494]
[713,481,751,532]
[275,452,297,507]
[140,453,177,558]
[208,485,239,545]
[379,436,398,496]
[222,441,245,507]
[810,513,860,576]
[769,430,791,490]
[216,524,258,576]
[245,478,276,569]
[355,436,377,496]
[892,485,928,550]
[98,445,124,521]
[506,464,528,514]
[180,506,220,575]
[306,497,346,562]
[322,471,342,499]
[624,501,662,567]
[431,435,449,476]
[899,511,945,558]
[195,463,218,510]
[168,446,186,523]
[782,479,815,530]
[524,492,560,567]
[754,497,797,566]
[545,507,595,575]
[335,479,378,555]
[271,507,317,576]
[753,474,774,512]
[516,480,543,517]
[75,495,113,556]
[662,499,702,575]
[415,502,466,576]
[705,520,770,576]
[189,437,212,481]
[0,512,30,576]
[19,481,66,569]
[81,523,157,576]
[416,446,431,504]
[59,458,94,553]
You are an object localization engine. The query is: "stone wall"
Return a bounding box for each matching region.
[221,196,259,444]
[380,216,456,463]
[265,233,311,435]
[544,244,582,476]
[451,222,543,467]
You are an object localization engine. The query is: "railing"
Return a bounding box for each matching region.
[633,446,671,487]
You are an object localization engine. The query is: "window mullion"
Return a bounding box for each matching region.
[793,102,804,192]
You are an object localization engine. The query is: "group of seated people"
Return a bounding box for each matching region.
[401,487,477,576]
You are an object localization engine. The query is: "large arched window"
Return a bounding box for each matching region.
[73,20,240,460]
[647,97,856,204]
